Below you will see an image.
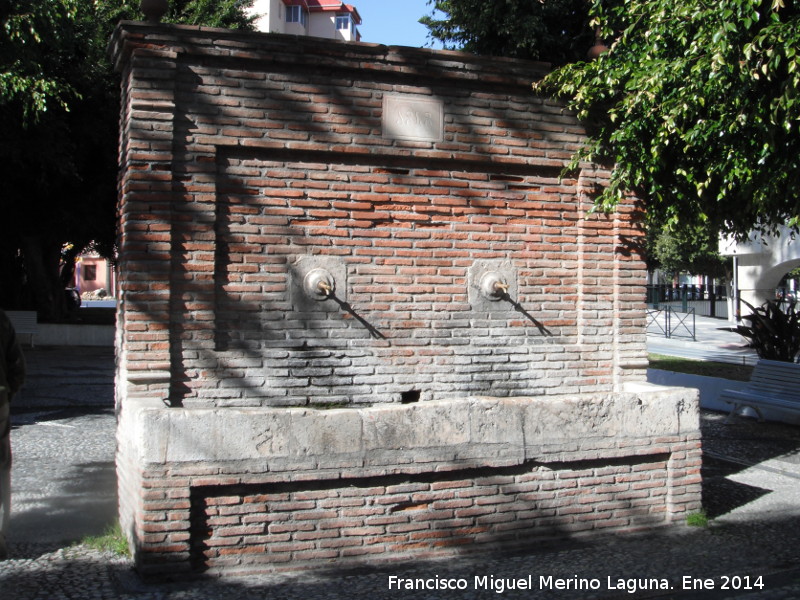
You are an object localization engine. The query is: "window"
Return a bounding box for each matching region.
[336,15,350,30]
[84,265,97,282]
[286,5,307,26]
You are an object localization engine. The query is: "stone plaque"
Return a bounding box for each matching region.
[382,94,444,142]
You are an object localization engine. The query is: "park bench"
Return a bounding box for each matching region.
[720,359,800,422]
[6,310,38,348]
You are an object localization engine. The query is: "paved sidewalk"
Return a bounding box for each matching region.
[2,344,800,599]
[647,313,758,365]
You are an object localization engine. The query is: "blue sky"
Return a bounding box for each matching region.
[353,0,444,48]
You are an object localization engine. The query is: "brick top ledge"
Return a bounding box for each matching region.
[108,20,551,86]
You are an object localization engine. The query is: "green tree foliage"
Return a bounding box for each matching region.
[0,1,254,319]
[535,0,800,241]
[651,226,730,279]
[0,0,78,120]
[163,0,255,27]
[420,0,595,64]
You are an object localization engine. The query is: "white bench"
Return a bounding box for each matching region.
[6,310,38,348]
[720,359,800,422]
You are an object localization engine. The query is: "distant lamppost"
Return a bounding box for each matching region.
[140,0,168,23]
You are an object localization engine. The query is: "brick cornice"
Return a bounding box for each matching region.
[109,21,551,89]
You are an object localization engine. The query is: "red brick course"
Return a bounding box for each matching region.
[158,447,696,577]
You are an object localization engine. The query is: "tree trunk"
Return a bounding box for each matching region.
[0,246,27,309]
[21,236,66,321]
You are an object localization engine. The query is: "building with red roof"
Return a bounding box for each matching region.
[250,0,362,41]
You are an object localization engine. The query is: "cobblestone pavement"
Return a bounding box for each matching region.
[2,346,800,599]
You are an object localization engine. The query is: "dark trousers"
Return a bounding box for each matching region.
[0,399,10,555]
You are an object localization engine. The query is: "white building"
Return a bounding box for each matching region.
[249,0,361,41]
[720,225,800,315]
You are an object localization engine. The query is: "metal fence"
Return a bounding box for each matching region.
[646,284,729,319]
[646,306,696,340]
[647,284,798,328]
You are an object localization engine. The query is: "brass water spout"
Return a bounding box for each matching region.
[479,271,511,301]
[493,281,510,296]
[303,268,336,301]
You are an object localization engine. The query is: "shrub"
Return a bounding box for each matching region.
[731,300,800,363]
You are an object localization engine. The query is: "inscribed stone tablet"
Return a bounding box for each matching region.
[382,94,444,142]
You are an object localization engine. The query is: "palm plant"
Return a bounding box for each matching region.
[731,300,800,363]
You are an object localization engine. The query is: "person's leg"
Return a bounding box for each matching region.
[0,400,10,559]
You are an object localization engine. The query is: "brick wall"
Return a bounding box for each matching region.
[110,22,699,577]
[123,392,701,577]
[190,456,671,572]
[111,22,647,409]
